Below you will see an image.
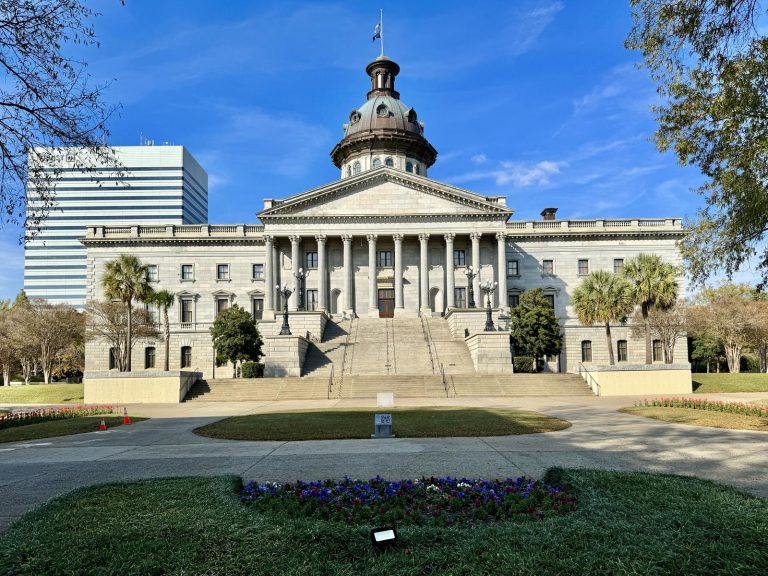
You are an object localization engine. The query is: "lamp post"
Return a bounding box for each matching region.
[464,266,478,308]
[294,267,307,311]
[277,283,294,335]
[481,279,498,331]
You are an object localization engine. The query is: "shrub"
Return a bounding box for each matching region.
[514,356,535,373]
[0,405,114,430]
[636,397,768,418]
[241,362,264,378]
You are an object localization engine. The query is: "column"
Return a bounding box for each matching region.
[419,233,430,313]
[444,233,455,310]
[341,234,353,314]
[289,235,301,310]
[316,234,327,311]
[393,234,404,311]
[273,240,280,311]
[263,235,274,314]
[496,231,507,310]
[367,234,378,315]
[470,232,482,303]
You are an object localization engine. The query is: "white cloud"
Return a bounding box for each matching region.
[449,159,565,188]
[471,154,488,165]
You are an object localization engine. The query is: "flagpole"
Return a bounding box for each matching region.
[380,9,384,57]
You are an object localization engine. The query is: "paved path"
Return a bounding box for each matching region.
[1,394,766,532]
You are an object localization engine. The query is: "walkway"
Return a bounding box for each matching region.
[1,393,766,532]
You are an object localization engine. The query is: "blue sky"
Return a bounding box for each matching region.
[0,0,758,299]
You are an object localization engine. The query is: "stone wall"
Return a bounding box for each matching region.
[580,363,692,396]
[465,332,514,374]
[84,370,201,404]
[263,335,310,377]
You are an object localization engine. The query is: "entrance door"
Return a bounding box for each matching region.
[378,288,395,318]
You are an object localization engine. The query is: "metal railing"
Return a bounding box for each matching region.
[337,318,354,398]
[440,363,448,397]
[578,362,601,396]
[327,365,334,399]
[420,314,437,375]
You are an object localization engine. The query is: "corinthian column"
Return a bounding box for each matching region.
[470,232,482,301]
[289,235,301,310]
[496,231,507,310]
[264,235,274,315]
[367,234,378,316]
[316,234,327,311]
[393,233,404,312]
[419,233,430,315]
[444,233,455,310]
[341,234,353,315]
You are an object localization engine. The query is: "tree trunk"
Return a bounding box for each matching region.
[126,301,132,372]
[2,366,8,386]
[706,362,710,373]
[724,343,741,373]
[605,323,615,365]
[163,308,170,372]
[665,341,674,364]
[642,302,651,364]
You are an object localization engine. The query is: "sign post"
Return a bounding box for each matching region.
[372,413,394,438]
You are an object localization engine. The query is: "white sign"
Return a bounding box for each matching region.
[375,413,392,426]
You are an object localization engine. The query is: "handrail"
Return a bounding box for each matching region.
[578,362,600,396]
[440,363,448,397]
[420,314,436,375]
[337,318,353,397]
[327,365,334,400]
[388,318,397,374]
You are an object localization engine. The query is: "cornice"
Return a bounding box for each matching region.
[505,230,686,241]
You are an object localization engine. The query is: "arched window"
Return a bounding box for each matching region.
[385,157,394,167]
[144,346,156,369]
[372,157,381,168]
[617,340,628,362]
[405,161,414,173]
[353,161,361,175]
[581,340,592,362]
[181,346,192,368]
[346,165,351,178]
[415,164,421,175]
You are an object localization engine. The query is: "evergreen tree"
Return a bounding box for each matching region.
[509,289,562,371]
[210,305,263,378]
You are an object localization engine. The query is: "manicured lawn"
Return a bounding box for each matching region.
[0,416,147,444]
[692,373,768,393]
[0,470,765,575]
[0,384,84,404]
[193,408,570,441]
[621,406,768,432]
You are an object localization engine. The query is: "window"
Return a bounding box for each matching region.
[252,298,263,320]
[455,287,467,308]
[581,340,592,362]
[544,294,555,308]
[353,161,361,175]
[507,259,519,276]
[406,161,414,173]
[508,293,520,308]
[542,259,555,275]
[578,259,589,275]
[415,165,421,175]
[146,265,158,282]
[378,250,393,268]
[145,346,156,369]
[453,249,466,267]
[385,157,394,167]
[181,346,192,368]
[145,303,158,324]
[346,166,351,178]
[216,264,229,280]
[306,289,318,311]
[305,251,318,269]
[613,258,625,274]
[372,157,381,168]
[653,339,663,362]
[252,263,264,280]
[181,298,193,323]
[108,348,117,370]
[216,298,229,315]
[181,264,194,280]
[617,340,628,362]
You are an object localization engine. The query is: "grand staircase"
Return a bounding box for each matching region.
[184,316,593,401]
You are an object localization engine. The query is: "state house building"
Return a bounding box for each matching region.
[82,56,686,381]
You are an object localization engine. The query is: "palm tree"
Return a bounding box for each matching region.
[101,255,154,371]
[150,290,175,371]
[622,254,679,364]
[572,270,635,365]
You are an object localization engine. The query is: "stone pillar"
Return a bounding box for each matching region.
[289,235,301,310]
[470,232,482,302]
[367,234,378,316]
[419,233,430,315]
[264,235,274,314]
[445,233,455,310]
[496,232,507,310]
[393,233,404,312]
[341,234,354,315]
[316,234,327,311]
[273,240,280,311]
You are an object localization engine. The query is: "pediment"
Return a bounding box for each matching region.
[258,169,512,220]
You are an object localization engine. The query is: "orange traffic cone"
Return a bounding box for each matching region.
[123,407,131,425]
[99,417,107,431]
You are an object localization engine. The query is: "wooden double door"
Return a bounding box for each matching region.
[378,288,395,318]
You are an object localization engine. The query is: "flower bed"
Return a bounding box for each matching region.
[0,405,114,430]
[241,475,576,527]
[637,397,768,418]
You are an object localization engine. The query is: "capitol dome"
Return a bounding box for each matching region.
[331,55,438,178]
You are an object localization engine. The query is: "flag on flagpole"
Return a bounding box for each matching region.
[372,22,381,42]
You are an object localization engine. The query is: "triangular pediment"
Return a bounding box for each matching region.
[258,168,512,220]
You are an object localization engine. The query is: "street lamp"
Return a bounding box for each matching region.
[294,267,307,311]
[481,279,498,331]
[277,283,294,335]
[464,266,478,308]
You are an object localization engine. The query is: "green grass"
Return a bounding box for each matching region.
[194,408,571,441]
[0,470,765,575]
[0,384,84,404]
[692,373,768,393]
[0,416,147,444]
[620,406,768,432]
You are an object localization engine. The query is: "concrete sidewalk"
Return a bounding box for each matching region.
[1,394,766,532]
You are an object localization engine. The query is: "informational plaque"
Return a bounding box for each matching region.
[372,413,394,438]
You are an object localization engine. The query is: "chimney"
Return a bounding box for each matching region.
[541,208,558,221]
